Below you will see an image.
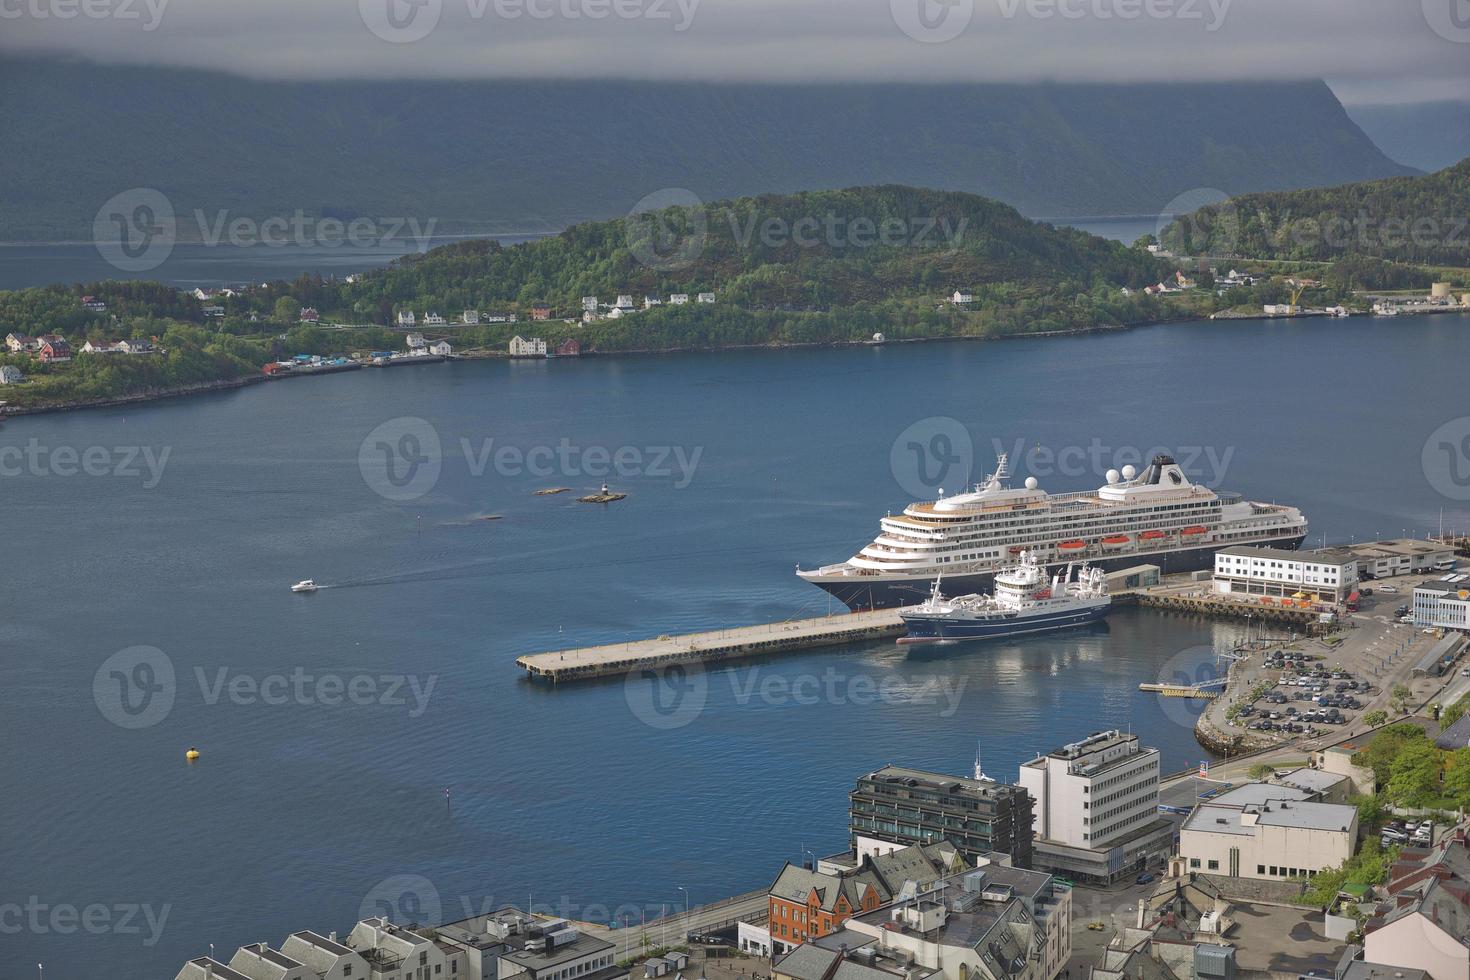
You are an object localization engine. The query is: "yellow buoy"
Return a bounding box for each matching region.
[185,747,200,761]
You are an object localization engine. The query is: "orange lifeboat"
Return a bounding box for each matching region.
[1102,535,1130,547]
[1181,526,1207,536]
[1058,540,1087,551]
[1140,529,1166,540]
[1008,546,1024,555]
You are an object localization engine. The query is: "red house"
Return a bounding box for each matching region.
[530,304,552,321]
[39,336,73,362]
[555,339,581,357]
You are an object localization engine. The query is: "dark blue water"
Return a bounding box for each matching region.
[4,314,1468,978]
[0,235,546,291]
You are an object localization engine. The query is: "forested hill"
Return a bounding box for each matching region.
[0,57,1415,241]
[1160,158,1470,266]
[351,185,1168,312]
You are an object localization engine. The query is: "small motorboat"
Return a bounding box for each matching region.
[291,579,318,593]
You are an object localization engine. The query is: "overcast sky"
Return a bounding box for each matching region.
[1,0,1466,104]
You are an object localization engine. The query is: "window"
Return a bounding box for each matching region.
[1207,860,1219,871]
[1189,858,1200,869]
[1257,865,1265,875]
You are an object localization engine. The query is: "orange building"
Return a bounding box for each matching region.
[763,841,963,955]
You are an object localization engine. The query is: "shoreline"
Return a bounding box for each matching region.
[0,311,1338,418]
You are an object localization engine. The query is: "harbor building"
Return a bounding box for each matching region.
[1212,545,1358,603]
[749,840,965,957]
[1017,731,1175,884]
[850,765,1034,869]
[1348,538,1456,579]
[1414,580,1470,632]
[840,862,1072,980]
[1178,783,1358,881]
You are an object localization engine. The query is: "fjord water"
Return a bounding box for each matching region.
[3,315,1468,978]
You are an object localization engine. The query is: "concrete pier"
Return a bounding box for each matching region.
[516,609,905,682]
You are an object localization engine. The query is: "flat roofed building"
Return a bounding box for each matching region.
[1179,783,1358,881]
[850,766,1034,869]
[497,922,625,980]
[1349,539,1455,579]
[1415,580,1470,632]
[1017,731,1173,883]
[773,936,940,980]
[1213,545,1358,602]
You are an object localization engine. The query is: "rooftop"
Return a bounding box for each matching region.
[1349,538,1453,559]
[1274,767,1349,796]
[857,765,1019,798]
[1218,545,1357,566]
[1185,795,1357,836]
[501,930,615,970]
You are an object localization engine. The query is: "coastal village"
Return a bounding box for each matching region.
[170,537,1470,980]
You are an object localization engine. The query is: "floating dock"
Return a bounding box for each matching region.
[516,609,906,683]
[1138,682,1223,700]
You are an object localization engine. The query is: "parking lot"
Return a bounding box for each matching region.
[1235,658,1371,738]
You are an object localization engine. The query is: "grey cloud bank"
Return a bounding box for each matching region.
[0,0,1466,104]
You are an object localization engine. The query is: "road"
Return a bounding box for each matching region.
[585,890,769,953]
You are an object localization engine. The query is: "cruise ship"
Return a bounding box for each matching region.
[797,451,1308,609]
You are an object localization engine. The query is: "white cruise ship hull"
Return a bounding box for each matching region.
[803,530,1307,610]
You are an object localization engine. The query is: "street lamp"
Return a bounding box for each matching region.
[678,885,690,927]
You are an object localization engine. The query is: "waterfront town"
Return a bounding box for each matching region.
[170,536,1470,980]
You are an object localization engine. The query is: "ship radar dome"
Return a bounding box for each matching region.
[1121,464,1137,480]
[1106,469,1121,484]
[1024,477,1038,490]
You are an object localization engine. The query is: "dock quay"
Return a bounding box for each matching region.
[1134,591,1322,628]
[1138,680,1224,699]
[516,609,905,683]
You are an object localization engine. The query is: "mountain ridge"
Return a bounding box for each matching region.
[0,57,1416,242]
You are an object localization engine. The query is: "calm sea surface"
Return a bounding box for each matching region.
[3,314,1468,978]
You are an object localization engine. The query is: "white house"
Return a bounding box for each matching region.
[405,332,427,349]
[615,294,634,309]
[429,340,452,356]
[509,336,547,358]
[82,340,121,354]
[607,307,629,319]
[396,310,416,327]
[279,932,369,980]
[203,305,226,317]
[0,365,25,384]
[669,293,689,305]
[582,296,599,312]
[423,312,447,326]
[346,918,455,979]
[5,333,36,352]
[462,310,481,324]
[951,290,974,304]
[229,942,316,980]
[643,296,662,309]
[697,292,716,304]
[117,339,155,354]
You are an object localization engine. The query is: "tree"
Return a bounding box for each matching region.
[1363,709,1389,728]
[1392,684,1413,714]
[272,296,300,323]
[1248,764,1277,780]
[1355,724,1427,786]
[1386,739,1443,807]
[1444,748,1470,807]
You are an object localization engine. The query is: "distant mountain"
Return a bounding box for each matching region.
[1346,101,1470,173]
[1160,158,1470,267]
[0,57,1416,242]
